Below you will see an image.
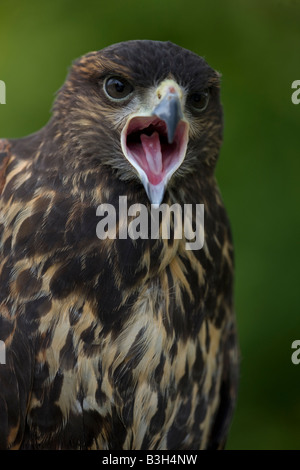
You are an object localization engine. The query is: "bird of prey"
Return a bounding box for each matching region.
[0,40,238,450]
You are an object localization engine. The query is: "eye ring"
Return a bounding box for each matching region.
[103,76,134,101]
[188,89,210,113]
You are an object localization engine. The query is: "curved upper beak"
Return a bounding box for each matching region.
[151,89,184,144]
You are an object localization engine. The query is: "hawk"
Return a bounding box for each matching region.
[0,40,239,450]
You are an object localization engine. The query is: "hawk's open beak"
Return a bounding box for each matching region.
[121,80,189,207]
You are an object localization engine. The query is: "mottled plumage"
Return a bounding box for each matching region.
[0,40,238,450]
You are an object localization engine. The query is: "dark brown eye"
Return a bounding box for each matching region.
[104,76,134,100]
[188,89,210,112]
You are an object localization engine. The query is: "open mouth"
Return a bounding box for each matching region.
[121,116,189,187]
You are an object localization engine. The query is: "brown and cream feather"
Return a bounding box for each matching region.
[0,40,238,450]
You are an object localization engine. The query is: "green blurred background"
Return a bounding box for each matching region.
[0,0,299,450]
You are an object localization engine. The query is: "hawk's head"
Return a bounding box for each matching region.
[51,40,223,205]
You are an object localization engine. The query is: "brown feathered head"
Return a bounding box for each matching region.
[48,40,223,206]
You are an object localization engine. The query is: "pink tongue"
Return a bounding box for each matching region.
[140,132,162,177]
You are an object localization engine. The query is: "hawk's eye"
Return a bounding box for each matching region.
[104,76,134,100]
[188,89,210,113]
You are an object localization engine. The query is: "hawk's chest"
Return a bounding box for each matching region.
[26,259,223,449]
